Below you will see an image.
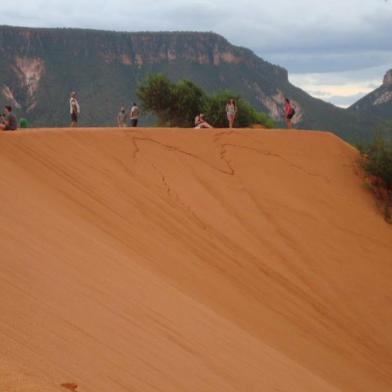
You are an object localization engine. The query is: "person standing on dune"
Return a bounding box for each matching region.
[226,99,237,128]
[69,92,80,128]
[117,107,127,127]
[130,102,140,127]
[284,98,295,129]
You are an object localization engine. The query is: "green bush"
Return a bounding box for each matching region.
[137,75,207,127]
[360,132,392,222]
[363,135,392,191]
[170,80,207,127]
[137,74,174,126]
[137,75,274,129]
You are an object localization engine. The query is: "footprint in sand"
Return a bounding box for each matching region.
[61,383,78,391]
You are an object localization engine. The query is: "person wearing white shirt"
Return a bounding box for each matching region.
[69,91,80,127]
[130,103,140,127]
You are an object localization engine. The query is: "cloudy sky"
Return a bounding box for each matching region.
[1,0,391,107]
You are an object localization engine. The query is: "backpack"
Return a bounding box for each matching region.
[131,106,140,118]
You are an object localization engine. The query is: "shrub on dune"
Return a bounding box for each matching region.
[360,128,392,222]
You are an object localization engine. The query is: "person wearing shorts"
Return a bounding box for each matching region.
[0,106,18,131]
[226,99,237,128]
[69,92,80,127]
[130,103,140,127]
[284,98,295,129]
[117,107,127,127]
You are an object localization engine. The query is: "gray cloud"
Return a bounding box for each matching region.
[327,93,368,108]
[265,50,392,74]
[1,0,391,106]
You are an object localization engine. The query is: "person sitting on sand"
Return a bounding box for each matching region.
[0,106,18,131]
[194,113,212,129]
[284,98,295,129]
[226,99,237,128]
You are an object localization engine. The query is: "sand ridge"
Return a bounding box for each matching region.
[0,128,391,391]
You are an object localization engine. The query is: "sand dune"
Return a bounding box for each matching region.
[0,128,391,391]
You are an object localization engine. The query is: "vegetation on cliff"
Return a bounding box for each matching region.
[360,125,392,222]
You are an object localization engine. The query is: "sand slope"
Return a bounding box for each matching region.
[0,128,391,391]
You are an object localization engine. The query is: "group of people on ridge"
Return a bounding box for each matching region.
[1,93,296,131]
[117,103,140,128]
[69,92,140,128]
[194,97,295,129]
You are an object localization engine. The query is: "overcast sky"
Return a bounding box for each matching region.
[1,0,391,107]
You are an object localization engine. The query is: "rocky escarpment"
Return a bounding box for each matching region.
[101,33,246,67]
[12,57,45,111]
[372,69,392,106]
[350,69,392,108]
[383,69,392,87]
[1,56,45,112]
[348,69,392,129]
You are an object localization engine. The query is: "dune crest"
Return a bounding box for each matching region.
[0,128,391,391]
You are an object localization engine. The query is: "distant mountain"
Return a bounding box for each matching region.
[348,70,392,132]
[0,25,369,141]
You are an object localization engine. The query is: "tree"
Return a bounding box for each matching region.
[137,74,275,129]
[137,74,173,126]
[170,80,207,127]
[364,135,392,191]
[137,75,207,127]
[360,127,392,222]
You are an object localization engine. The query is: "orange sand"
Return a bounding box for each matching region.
[0,128,391,391]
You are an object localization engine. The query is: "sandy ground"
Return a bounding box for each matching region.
[0,128,391,391]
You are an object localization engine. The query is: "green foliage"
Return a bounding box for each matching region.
[171,80,207,127]
[360,130,392,222]
[137,75,206,127]
[137,74,174,126]
[363,135,392,191]
[137,78,275,129]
